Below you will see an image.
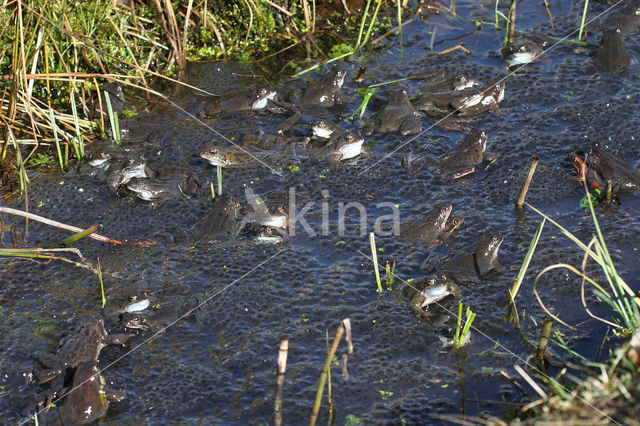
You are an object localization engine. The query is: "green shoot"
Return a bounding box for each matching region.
[356,0,373,49]
[70,91,84,159]
[7,127,28,191]
[97,257,106,308]
[578,0,589,41]
[352,88,376,118]
[104,91,121,145]
[385,260,395,289]
[454,302,475,349]
[217,165,222,195]
[48,108,65,172]
[508,218,545,306]
[369,232,382,292]
[61,225,100,245]
[361,0,384,48]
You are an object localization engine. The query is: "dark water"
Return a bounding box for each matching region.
[2,1,640,424]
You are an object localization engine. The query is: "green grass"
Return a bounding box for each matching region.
[2,0,403,192]
[369,232,382,292]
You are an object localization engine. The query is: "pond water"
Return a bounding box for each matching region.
[2,0,640,424]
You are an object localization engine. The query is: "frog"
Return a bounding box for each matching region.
[451,81,505,117]
[400,150,427,175]
[43,362,124,426]
[430,130,497,181]
[202,86,277,116]
[126,177,183,202]
[408,275,462,320]
[199,145,258,168]
[567,152,606,191]
[311,119,346,140]
[297,67,351,107]
[308,132,365,162]
[501,34,550,68]
[594,29,631,74]
[586,146,640,193]
[399,203,452,243]
[416,73,476,95]
[272,68,352,135]
[414,81,505,118]
[363,83,423,136]
[175,193,240,244]
[34,319,133,385]
[106,157,154,190]
[426,232,504,283]
[239,203,289,235]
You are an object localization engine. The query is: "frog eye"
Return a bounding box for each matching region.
[428,278,436,285]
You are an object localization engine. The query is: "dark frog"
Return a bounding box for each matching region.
[431,130,497,181]
[34,319,133,385]
[428,233,504,284]
[413,81,505,118]
[501,34,550,68]
[308,132,365,162]
[298,67,351,107]
[106,157,154,190]
[594,29,631,74]
[407,275,462,320]
[363,83,423,136]
[175,193,240,244]
[43,362,124,426]
[399,203,452,244]
[203,86,277,115]
[273,68,352,135]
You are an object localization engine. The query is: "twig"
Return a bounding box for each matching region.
[0,207,157,245]
[263,0,293,16]
[516,155,539,208]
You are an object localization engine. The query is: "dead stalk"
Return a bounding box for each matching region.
[274,337,288,426]
[516,155,539,208]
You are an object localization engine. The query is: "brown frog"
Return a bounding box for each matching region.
[202,86,277,115]
[430,130,497,181]
[594,29,631,74]
[426,232,504,283]
[34,319,133,385]
[43,362,124,426]
[399,203,453,244]
[408,275,462,320]
[363,84,423,136]
[414,81,505,118]
[175,193,241,244]
[273,68,352,135]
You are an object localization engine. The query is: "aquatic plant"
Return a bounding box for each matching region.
[453,301,475,349]
[310,319,353,426]
[97,257,106,308]
[509,164,640,421]
[369,232,382,292]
